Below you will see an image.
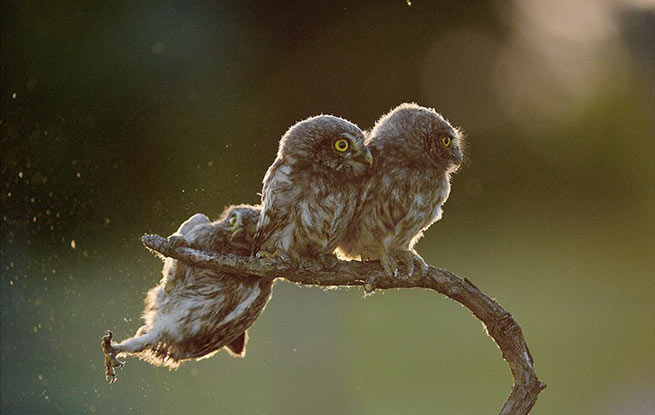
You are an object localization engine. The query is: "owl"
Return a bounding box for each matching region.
[252,115,373,268]
[105,204,273,370]
[338,103,464,278]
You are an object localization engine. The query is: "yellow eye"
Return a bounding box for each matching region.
[441,136,451,147]
[334,138,349,152]
[228,215,237,226]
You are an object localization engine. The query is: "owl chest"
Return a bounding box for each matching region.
[293,190,354,254]
[373,172,450,228]
[407,178,448,232]
[431,175,451,212]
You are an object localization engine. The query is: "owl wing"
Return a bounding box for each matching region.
[389,177,442,249]
[252,161,294,255]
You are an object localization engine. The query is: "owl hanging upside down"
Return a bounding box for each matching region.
[102,204,272,382]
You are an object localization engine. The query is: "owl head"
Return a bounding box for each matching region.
[278,115,373,178]
[216,204,262,253]
[372,103,465,174]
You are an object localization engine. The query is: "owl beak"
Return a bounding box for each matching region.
[229,217,243,242]
[453,149,463,168]
[363,148,374,168]
[230,227,242,242]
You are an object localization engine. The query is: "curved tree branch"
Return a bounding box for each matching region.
[141,233,546,415]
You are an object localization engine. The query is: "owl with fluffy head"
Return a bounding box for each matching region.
[338,103,464,279]
[105,204,272,372]
[253,115,373,267]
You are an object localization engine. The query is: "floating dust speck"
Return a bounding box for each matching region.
[12,93,17,99]
[71,240,76,249]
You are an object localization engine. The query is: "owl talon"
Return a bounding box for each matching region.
[416,254,429,276]
[395,250,428,279]
[378,250,427,279]
[404,252,416,278]
[318,253,339,271]
[102,330,125,383]
[379,254,398,279]
[257,249,299,269]
[167,233,189,249]
[403,250,428,278]
[278,252,300,269]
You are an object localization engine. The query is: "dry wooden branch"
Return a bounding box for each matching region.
[141,233,546,415]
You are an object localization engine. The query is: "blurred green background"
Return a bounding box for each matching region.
[2,1,654,414]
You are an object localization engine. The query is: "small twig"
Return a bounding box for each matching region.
[141,233,546,414]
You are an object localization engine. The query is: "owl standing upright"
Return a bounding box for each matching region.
[252,115,373,267]
[338,103,464,278]
[106,204,273,371]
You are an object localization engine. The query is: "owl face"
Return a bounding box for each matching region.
[373,103,464,173]
[218,204,261,252]
[279,115,373,178]
[425,122,464,173]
